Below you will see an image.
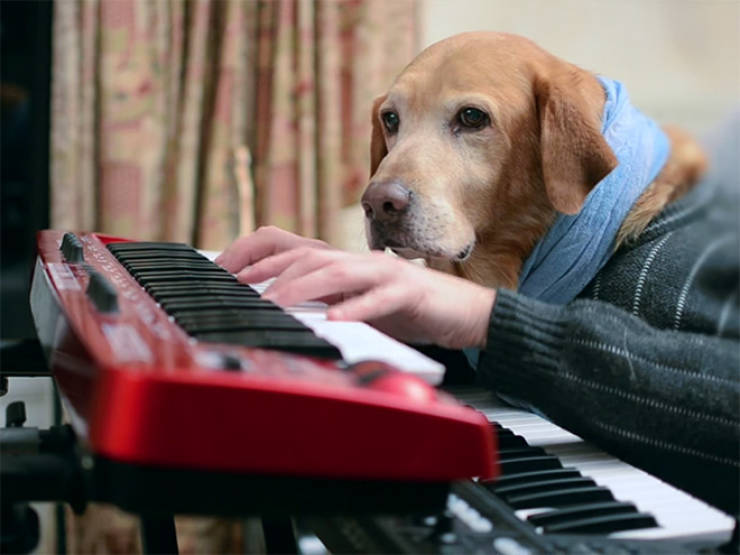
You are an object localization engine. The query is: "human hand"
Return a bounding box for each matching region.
[215,226,334,273]
[238,248,496,349]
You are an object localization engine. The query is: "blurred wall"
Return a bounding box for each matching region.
[421,0,740,137]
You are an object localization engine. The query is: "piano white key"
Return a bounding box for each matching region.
[451,387,736,542]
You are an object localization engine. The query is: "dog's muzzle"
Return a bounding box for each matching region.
[361,181,412,222]
[362,180,474,262]
[362,180,414,252]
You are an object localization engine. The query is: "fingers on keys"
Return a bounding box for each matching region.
[263,250,398,309]
[216,227,328,273]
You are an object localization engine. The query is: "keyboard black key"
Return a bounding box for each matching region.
[161,299,278,312]
[482,468,583,489]
[134,268,233,279]
[494,477,596,497]
[175,314,307,334]
[122,260,218,271]
[193,330,342,359]
[114,251,208,262]
[145,284,260,297]
[134,272,238,284]
[498,446,547,460]
[506,486,615,510]
[495,428,529,449]
[527,501,639,528]
[108,241,195,252]
[542,512,658,534]
[498,455,563,475]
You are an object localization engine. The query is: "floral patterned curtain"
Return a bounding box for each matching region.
[52,0,418,250]
[50,0,418,551]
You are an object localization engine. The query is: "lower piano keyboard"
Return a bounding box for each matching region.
[308,386,736,554]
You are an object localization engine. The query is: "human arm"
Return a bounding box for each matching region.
[477,288,740,515]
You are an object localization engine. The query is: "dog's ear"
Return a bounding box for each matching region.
[535,75,617,214]
[370,94,388,177]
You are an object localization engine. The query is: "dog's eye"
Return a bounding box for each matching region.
[458,107,489,129]
[381,111,400,134]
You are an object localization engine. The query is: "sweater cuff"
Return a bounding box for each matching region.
[477,289,568,396]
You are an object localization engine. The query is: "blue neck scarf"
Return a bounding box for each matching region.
[465,77,669,370]
[517,76,670,304]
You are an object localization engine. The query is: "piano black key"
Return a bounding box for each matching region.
[193,330,342,359]
[495,428,529,449]
[506,485,615,510]
[482,468,583,489]
[175,315,307,334]
[180,321,307,334]
[145,283,260,296]
[108,241,195,252]
[498,455,563,475]
[494,476,597,497]
[527,501,639,528]
[498,446,547,460]
[172,309,298,322]
[542,512,659,534]
[122,260,218,271]
[161,299,278,312]
[113,251,208,262]
[133,268,233,279]
[134,272,238,284]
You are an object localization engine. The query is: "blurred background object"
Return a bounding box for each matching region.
[1,0,738,553]
[422,0,740,137]
[50,0,418,251]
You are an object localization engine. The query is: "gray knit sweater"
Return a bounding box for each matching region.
[477,129,740,516]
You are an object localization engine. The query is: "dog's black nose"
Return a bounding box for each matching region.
[361,181,411,221]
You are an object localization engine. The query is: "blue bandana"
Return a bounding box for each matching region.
[465,76,670,369]
[516,76,671,303]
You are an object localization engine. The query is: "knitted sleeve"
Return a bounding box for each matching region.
[477,288,740,515]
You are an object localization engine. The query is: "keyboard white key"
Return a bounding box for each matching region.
[452,386,735,542]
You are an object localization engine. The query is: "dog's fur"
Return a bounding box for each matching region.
[363,32,707,289]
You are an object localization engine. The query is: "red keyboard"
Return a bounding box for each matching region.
[30,230,497,482]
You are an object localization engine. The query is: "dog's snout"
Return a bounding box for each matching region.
[361,181,411,220]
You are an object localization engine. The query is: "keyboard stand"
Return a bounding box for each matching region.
[140,515,178,554]
[262,516,299,554]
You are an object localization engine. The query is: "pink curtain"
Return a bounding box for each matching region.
[50,0,418,551]
[51,0,419,251]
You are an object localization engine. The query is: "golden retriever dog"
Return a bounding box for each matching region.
[362,32,706,290]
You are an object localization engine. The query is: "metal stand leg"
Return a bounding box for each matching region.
[140,515,178,555]
[262,516,298,554]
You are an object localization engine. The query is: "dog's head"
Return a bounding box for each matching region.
[363,32,617,286]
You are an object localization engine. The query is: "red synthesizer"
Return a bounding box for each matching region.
[29,230,497,482]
